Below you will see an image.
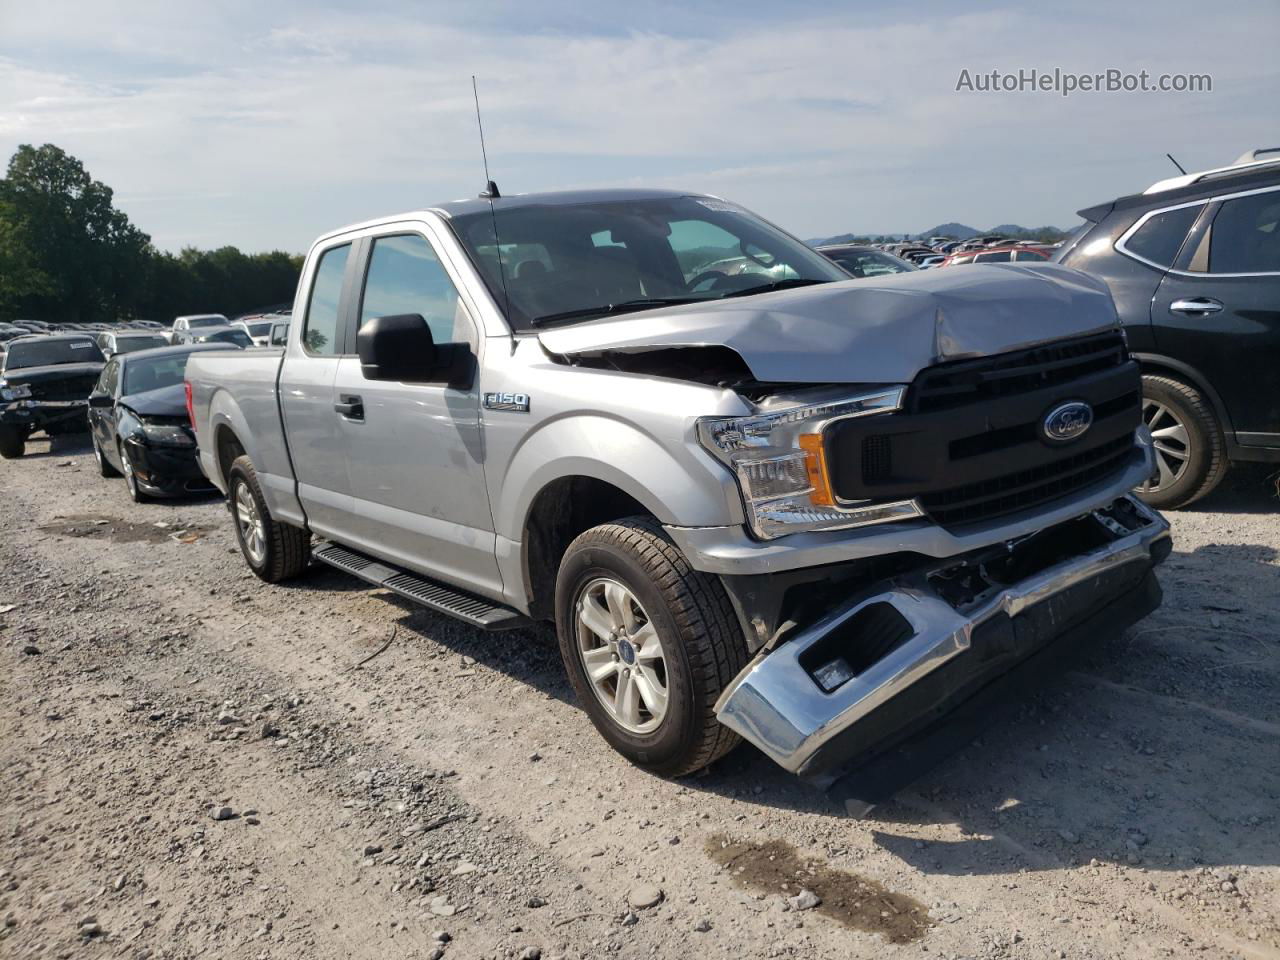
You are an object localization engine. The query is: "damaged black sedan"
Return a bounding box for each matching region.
[0,334,106,459]
[88,344,223,502]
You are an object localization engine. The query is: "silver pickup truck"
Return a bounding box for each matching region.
[185,188,1171,792]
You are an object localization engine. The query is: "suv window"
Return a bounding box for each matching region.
[304,243,351,355]
[360,234,472,346]
[1123,205,1200,268]
[1209,191,1280,274]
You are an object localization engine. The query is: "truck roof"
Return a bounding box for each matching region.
[314,188,713,245]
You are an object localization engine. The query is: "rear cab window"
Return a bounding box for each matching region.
[302,243,352,355]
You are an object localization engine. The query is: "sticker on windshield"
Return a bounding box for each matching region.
[69,342,93,349]
[695,199,739,213]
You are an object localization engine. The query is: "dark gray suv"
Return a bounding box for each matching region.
[1056,149,1280,508]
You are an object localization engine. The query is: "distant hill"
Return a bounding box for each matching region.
[808,222,1068,246]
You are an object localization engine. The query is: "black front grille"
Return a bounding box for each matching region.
[826,332,1141,529]
[919,435,1135,526]
[908,332,1127,413]
[30,375,98,402]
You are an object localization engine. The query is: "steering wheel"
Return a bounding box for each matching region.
[686,270,730,293]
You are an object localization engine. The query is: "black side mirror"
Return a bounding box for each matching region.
[357,314,472,387]
[88,393,114,409]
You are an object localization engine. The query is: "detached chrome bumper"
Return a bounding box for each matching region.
[714,495,1171,777]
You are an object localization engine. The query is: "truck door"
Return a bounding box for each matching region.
[277,239,360,540]
[1151,186,1280,443]
[332,227,503,599]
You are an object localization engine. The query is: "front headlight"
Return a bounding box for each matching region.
[0,383,32,402]
[141,422,195,447]
[697,387,923,540]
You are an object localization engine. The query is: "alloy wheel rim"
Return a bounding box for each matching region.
[1140,398,1191,493]
[234,481,267,565]
[120,446,138,497]
[575,577,669,734]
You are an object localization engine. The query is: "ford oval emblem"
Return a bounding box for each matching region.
[1042,401,1093,443]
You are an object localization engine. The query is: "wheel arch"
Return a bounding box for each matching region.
[1131,352,1235,442]
[520,474,653,620]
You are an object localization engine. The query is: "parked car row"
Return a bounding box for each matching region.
[0,318,254,466]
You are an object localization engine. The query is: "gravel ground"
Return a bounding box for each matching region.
[2,436,1278,960]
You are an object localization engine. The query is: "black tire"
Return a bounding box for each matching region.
[118,441,149,503]
[93,432,121,477]
[0,424,24,460]
[554,516,748,777]
[1138,374,1228,509]
[227,454,311,583]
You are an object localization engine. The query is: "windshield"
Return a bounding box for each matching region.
[3,338,104,370]
[115,335,169,354]
[123,354,189,394]
[449,196,848,329]
[187,316,227,328]
[822,249,917,278]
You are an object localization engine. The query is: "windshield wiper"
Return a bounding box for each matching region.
[530,297,702,327]
[720,278,829,298]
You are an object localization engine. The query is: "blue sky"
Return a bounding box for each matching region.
[1,0,1275,252]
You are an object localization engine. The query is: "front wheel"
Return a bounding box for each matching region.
[555,517,747,777]
[0,424,25,459]
[227,455,311,582]
[93,432,121,477]
[119,442,149,503]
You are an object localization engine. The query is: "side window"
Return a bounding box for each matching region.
[1122,205,1199,268]
[976,251,1011,263]
[360,234,473,346]
[1208,191,1280,274]
[303,243,351,355]
[98,359,119,395]
[1015,250,1045,261]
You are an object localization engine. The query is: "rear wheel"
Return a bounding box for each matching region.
[555,516,747,777]
[227,455,311,582]
[1137,375,1228,509]
[0,424,24,459]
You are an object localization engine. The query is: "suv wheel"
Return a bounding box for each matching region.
[227,454,311,582]
[555,516,747,777]
[0,424,25,459]
[1137,374,1227,509]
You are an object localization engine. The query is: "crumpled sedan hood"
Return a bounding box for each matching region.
[538,263,1119,384]
[1,361,105,386]
[120,382,187,418]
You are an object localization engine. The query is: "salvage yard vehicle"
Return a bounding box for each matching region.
[88,344,222,501]
[0,334,105,459]
[96,330,171,358]
[1056,149,1280,508]
[186,188,1171,790]
[814,244,917,277]
[169,314,230,345]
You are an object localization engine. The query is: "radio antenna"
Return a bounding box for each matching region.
[1166,152,1187,175]
[472,75,510,321]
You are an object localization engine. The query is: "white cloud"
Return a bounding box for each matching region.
[1,0,1275,250]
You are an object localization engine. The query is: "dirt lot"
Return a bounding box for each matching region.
[2,436,1278,960]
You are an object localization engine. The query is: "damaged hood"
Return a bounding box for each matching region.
[538,263,1119,384]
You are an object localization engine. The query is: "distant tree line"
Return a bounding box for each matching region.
[0,144,302,324]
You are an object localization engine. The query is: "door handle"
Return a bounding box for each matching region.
[1169,297,1224,316]
[334,395,364,420]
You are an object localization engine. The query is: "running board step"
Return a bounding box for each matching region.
[313,543,529,631]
